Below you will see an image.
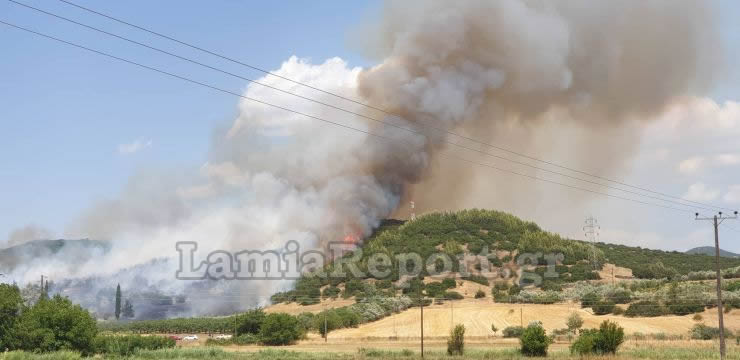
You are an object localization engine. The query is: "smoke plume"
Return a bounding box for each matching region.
[3,0,722,317]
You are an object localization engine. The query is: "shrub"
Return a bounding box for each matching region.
[6,295,97,354]
[474,290,486,299]
[689,324,733,340]
[493,291,510,303]
[444,291,464,300]
[259,313,301,345]
[570,329,599,356]
[441,278,457,289]
[606,288,632,304]
[570,321,625,355]
[612,306,625,315]
[625,300,666,317]
[566,312,583,332]
[693,314,703,322]
[595,320,625,354]
[581,292,600,308]
[520,324,551,357]
[666,299,705,316]
[93,335,175,356]
[465,275,489,286]
[503,326,525,338]
[0,284,23,350]
[236,308,265,335]
[592,300,616,315]
[508,285,521,295]
[322,286,341,299]
[447,324,465,356]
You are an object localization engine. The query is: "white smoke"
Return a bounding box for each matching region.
[4,1,726,316]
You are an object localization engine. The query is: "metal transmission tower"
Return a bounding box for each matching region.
[583,217,601,270]
[695,211,738,360]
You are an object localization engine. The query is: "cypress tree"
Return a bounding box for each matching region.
[115,284,122,320]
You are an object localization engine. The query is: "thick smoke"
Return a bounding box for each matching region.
[356,0,720,223]
[3,1,722,317]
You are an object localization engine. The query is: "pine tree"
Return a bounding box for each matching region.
[122,299,135,319]
[115,284,122,320]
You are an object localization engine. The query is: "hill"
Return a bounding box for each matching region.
[0,239,110,273]
[686,246,740,258]
[272,209,740,306]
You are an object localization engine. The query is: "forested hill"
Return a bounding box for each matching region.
[0,239,110,272]
[685,246,740,258]
[272,209,740,306]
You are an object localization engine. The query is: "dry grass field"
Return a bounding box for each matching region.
[270,298,740,339]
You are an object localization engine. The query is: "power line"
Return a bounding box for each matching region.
[0,20,700,214]
[5,0,718,213]
[45,0,736,213]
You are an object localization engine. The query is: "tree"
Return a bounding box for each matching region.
[259,313,301,345]
[447,324,465,356]
[571,320,625,355]
[566,312,583,333]
[491,324,498,337]
[0,284,24,350]
[122,299,135,319]
[7,294,97,354]
[520,323,552,357]
[115,284,122,320]
[236,308,265,335]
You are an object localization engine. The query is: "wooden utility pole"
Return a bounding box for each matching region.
[696,211,738,360]
[419,288,424,359]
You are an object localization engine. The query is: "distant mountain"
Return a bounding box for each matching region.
[0,239,110,272]
[686,246,740,258]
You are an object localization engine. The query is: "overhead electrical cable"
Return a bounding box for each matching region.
[5,0,727,213]
[0,19,701,214]
[38,0,736,213]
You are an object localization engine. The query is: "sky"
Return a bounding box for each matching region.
[1,0,740,253]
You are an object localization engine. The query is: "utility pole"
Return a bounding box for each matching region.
[419,287,424,359]
[696,211,738,360]
[410,201,416,221]
[583,217,600,271]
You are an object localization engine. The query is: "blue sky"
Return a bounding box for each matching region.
[0,0,378,238]
[2,0,740,252]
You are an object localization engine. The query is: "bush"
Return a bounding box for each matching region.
[520,324,551,357]
[606,288,632,304]
[0,284,23,350]
[444,291,464,300]
[236,308,265,335]
[6,295,97,354]
[259,313,301,345]
[93,335,175,356]
[503,326,525,338]
[570,321,625,355]
[447,324,465,356]
[592,300,616,315]
[570,329,599,356]
[322,286,341,299]
[474,290,486,299]
[666,299,705,316]
[465,275,489,286]
[625,300,666,317]
[595,320,625,354]
[581,292,600,308]
[690,324,733,340]
[612,306,625,315]
[566,312,583,332]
